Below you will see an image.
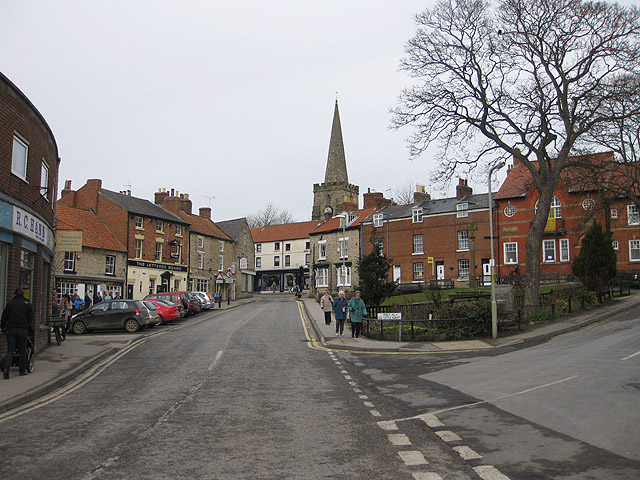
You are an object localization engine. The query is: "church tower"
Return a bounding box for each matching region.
[312,101,359,220]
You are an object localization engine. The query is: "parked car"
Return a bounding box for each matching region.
[145,291,200,316]
[146,299,181,323]
[142,300,162,326]
[192,292,214,310]
[70,300,152,334]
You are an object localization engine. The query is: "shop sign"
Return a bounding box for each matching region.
[239,257,248,270]
[12,205,53,249]
[128,260,187,272]
[57,231,83,251]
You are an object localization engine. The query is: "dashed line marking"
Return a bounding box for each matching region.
[418,413,444,428]
[370,409,381,417]
[398,450,429,466]
[474,465,511,480]
[378,420,399,431]
[363,401,375,408]
[412,473,443,480]
[388,433,412,446]
[453,445,483,460]
[435,430,462,443]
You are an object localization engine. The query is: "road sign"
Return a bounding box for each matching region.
[428,257,434,264]
[215,273,224,284]
[377,312,402,320]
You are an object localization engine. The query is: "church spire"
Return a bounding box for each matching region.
[324,100,349,184]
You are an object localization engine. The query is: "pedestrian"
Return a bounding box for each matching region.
[1,288,34,378]
[332,290,348,336]
[103,291,112,301]
[94,292,102,304]
[51,289,59,317]
[320,291,334,325]
[84,292,92,309]
[348,290,367,339]
[62,294,72,330]
[73,293,85,314]
[114,291,121,299]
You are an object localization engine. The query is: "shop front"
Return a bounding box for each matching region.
[127,260,188,300]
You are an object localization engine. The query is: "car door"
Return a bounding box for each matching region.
[106,301,130,329]
[86,302,110,329]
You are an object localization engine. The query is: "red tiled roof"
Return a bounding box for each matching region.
[495,151,615,200]
[251,220,323,243]
[310,207,378,234]
[55,205,126,252]
[177,212,233,241]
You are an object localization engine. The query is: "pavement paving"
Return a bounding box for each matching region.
[2,291,640,413]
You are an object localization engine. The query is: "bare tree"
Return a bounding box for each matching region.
[392,0,640,306]
[246,203,297,228]
[393,182,416,205]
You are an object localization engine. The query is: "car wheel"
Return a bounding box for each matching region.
[72,321,87,334]
[124,318,140,332]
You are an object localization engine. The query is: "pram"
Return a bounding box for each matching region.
[7,334,35,374]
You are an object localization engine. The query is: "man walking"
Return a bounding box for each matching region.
[1,288,34,378]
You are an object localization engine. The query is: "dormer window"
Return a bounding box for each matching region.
[373,213,383,227]
[412,207,423,223]
[456,203,468,218]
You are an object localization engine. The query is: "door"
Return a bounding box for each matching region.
[482,260,491,286]
[87,302,110,329]
[436,263,445,280]
[393,265,401,283]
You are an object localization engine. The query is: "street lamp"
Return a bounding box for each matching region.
[489,161,506,339]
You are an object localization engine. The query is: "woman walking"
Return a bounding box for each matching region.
[348,290,367,338]
[332,291,348,336]
[320,291,334,325]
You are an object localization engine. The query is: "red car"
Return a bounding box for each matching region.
[145,299,181,324]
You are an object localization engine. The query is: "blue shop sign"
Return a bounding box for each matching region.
[0,200,54,251]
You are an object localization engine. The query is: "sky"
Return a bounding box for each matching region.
[0,0,497,223]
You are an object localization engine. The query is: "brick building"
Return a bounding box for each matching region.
[0,71,59,353]
[54,205,127,301]
[361,180,494,286]
[58,180,190,299]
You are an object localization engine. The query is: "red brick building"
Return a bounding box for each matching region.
[0,71,59,353]
[494,151,640,278]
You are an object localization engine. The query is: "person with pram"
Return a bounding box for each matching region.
[1,288,34,379]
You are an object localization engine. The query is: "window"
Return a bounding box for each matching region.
[318,241,327,260]
[197,236,204,249]
[64,251,75,272]
[559,238,570,262]
[155,242,163,261]
[612,240,619,250]
[373,213,383,227]
[197,252,204,269]
[630,240,640,261]
[305,241,310,250]
[105,255,115,275]
[219,240,224,252]
[543,240,556,262]
[413,262,424,280]
[458,259,470,279]
[339,237,348,259]
[156,220,164,232]
[285,255,291,267]
[536,196,562,219]
[413,234,424,254]
[135,239,143,259]
[256,243,262,253]
[175,224,182,236]
[149,279,155,295]
[611,209,618,219]
[582,198,595,210]
[627,205,639,225]
[457,230,469,251]
[504,205,515,217]
[412,207,423,223]
[305,253,310,265]
[456,203,468,218]
[196,279,208,291]
[11,136,28,180]
[316,267,328,288]
[274,242,280,251]
[256,257,262,268]
[285,243,291,252]
[274,256,280,267]
[40,162,49,199]
[337,265,351,287]
[135,216,144,229]
[375,239,384,255]
[504,242,518,264]
[218,255,224,271]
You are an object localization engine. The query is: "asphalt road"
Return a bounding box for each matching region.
[336,306,640,479]
[0,297,476,480]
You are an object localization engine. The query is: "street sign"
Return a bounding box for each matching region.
[225,271,233,283]
[377,312,402,320]
[215,273,224,284]
[428,257,434,264]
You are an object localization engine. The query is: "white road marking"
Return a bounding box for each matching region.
[207,350,224,371]
[364,401,375,408]
[412,473,443,480]
[378,420,399,431]
[388,433,412,446]
[370,409,381,417]
[340,369,348,374]
[418,413,444,428]
[473,465,511,480]
[435,430,462,443]
[621,350,640,361]
[398,450,429,466]
[453,445,483,460]
[359,394,368,400]
[344,375,352,379]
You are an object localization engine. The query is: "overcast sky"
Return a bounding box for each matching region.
[1,0,498,223]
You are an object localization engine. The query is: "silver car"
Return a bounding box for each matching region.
[192,292,214,310]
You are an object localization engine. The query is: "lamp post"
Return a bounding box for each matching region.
[489,161,506,339]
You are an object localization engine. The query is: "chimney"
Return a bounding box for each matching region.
[413,184,431,204]
[154,187,168,205]
[61,179,73,198]
[363,189,397,209]
[456,178,473,200]
[179,193,192,215]
[199,207,211,220]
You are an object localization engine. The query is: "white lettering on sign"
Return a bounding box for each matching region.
[13,206,47,245]
[377,313,402,320]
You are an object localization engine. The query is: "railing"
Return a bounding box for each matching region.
[362,316,478,342]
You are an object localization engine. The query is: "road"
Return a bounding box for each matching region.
[0,297,475,480]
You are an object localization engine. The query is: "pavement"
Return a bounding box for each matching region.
[2,291,640,413]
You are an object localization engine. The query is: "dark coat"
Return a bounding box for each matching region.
[332,297,348,320]
[1,294,34,332]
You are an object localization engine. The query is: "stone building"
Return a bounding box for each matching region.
[311,101,359,221]
[216,217,256,298]
[0,71,59,354]
[54,205,127,301]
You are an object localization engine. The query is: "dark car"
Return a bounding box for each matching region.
[70,300,152,334]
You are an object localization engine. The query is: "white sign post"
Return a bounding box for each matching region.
[377,313,403,341]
